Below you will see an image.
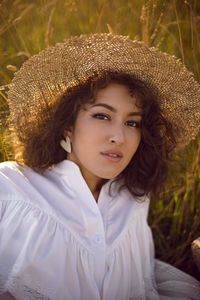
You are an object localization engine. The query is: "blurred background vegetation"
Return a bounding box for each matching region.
[0,0,200,279]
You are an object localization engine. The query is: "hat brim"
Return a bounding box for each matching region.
[8,33,200,148]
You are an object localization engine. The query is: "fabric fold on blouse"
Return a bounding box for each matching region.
[0,160,199,300]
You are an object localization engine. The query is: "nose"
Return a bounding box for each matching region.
[108,123,125,145]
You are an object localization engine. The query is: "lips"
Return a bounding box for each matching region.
[100,150,123,162]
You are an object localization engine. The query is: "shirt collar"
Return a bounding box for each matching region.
[51,159,119,201]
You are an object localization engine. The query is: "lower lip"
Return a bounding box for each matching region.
[101,153,122,162]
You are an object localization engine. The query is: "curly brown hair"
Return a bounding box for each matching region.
[10,71,176,197]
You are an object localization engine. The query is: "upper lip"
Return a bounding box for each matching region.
[101,150,123,157]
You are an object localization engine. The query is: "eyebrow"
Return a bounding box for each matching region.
[91,103,142,116]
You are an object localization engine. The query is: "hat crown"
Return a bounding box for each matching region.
[8,33,200,148]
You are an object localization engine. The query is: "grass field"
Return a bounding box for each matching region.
[0,0,200,279]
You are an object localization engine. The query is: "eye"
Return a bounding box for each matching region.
[125,120,141,128]
[92,113,110,120]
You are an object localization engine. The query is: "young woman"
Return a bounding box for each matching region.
[0,34,200,300]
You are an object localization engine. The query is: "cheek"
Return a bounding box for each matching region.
[71,122,101,148]
[128,132,141,154]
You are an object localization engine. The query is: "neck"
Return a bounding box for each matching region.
[83,176,101,202]
[82,172,109,202]
[66,158,106,202]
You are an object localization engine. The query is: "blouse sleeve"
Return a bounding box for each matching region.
[0,195,55,300]
[0,162,51,299]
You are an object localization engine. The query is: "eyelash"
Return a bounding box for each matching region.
[125,120,141,128]
[92,113,110,120]
[92,113,141,128]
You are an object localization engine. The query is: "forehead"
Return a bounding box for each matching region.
[94,83,141,110]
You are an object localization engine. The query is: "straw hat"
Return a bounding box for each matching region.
[8,33,200,148]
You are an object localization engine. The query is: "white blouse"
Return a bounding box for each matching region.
[0,160,199,300]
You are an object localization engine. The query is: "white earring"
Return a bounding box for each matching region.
[60,136,71,153]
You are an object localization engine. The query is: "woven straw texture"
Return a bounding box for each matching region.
[8,33,200,148]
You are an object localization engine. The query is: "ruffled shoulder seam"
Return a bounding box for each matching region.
[0,197,92,252]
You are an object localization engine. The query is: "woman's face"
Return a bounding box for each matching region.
[67,83,142,188]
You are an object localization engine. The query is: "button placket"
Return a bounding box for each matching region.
[94,235,103,244]
[92,231,106,293]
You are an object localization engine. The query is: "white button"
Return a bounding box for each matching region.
[94,235,103,244]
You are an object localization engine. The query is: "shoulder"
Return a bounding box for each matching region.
[113,179,150,204]
[0,160,80,225]
[0,161,31,197]
[106,179,150,220]
[0,161,65,216]
[0,160,24,174]
[0,161,39,198]
[0,161,36,181]
[0,161,61,194]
